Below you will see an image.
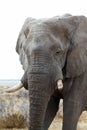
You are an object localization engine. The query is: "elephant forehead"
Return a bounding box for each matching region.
[30,23,50,34]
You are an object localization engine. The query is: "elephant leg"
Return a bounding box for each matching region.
[43,92,61,130]
[63,99,82,130]
[63,73,87,130]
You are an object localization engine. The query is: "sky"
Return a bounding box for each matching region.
[0,0,87,79]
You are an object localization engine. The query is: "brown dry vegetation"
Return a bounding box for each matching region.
[0,84,87,130]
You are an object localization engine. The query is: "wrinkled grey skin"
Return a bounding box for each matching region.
[16,14,87,130]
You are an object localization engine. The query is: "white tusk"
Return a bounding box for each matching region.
[57,80,63,90]
[6,81,23,93]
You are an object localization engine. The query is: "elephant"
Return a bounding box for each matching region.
[7,14,87,130]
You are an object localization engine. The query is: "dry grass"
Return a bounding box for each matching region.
[0,84,87,130]
[1,114,87,130]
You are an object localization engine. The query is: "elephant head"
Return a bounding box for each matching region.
[7,14,87,130]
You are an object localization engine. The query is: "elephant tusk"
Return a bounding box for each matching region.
[6,81,23,93]
[57,80,63,90]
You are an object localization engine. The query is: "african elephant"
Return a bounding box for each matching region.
[7,14,87,130]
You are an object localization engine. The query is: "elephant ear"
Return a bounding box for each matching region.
[66,44,87,78]
[16,17,35,70]
[66,16,87,78]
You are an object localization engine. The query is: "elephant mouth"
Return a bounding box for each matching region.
[6,79,63,93]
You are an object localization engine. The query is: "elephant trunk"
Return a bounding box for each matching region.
[28,60,51,130]
[29,81,50,130]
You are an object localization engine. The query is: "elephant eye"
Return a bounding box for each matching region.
[56,51,60,54]
[56,48,62,54]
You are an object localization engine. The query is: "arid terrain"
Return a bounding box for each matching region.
[1,113,87,130]
[0,82,87,130]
